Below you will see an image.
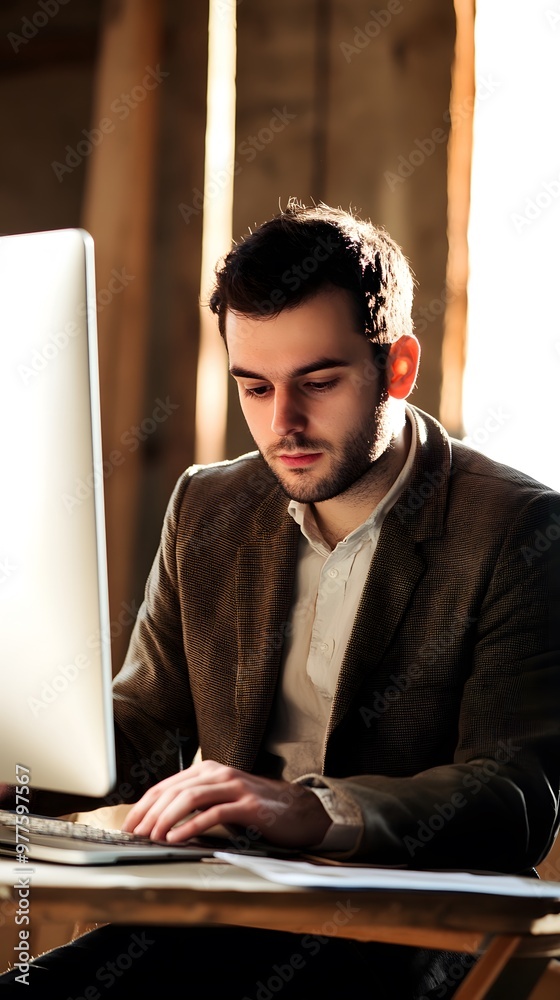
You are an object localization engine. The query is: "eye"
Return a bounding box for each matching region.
[305,378,340,393]
[241,384,271,399]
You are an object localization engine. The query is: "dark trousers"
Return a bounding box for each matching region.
[0,924,471,998]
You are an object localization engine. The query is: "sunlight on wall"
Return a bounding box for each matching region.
[195,0,237,464]
[463,2,560,489]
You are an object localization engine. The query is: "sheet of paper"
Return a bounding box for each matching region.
[214,853,560,899]
[0,857,287,892]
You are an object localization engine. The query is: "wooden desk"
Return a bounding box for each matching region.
[1,857,560,999]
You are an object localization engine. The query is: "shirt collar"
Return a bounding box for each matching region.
[288,406,417,549]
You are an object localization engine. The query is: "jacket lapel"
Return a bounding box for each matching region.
[227,489,299,771]
[327,406,452,738]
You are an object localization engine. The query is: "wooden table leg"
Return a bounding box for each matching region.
[452,935,523,1000]
[483,958,555,1000]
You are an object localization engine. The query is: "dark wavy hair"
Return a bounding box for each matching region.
[209,199,414,346]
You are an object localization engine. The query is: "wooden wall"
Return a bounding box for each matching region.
[228,0,456,455]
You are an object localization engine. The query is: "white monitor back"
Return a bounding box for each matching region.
[0,228,115,796]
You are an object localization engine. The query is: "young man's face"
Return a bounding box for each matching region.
[226,287,398,503]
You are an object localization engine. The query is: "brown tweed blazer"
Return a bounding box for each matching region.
[111,405,560,872]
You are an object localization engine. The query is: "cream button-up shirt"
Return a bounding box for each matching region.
[265,413,417,847]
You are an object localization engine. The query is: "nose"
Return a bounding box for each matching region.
[271,387,306,437]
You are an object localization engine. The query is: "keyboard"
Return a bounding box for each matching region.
[1,810,164,846]
[0,809,216,865]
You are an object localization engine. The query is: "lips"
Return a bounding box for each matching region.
[277,452,322,468]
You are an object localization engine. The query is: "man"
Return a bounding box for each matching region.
[2,202,559,997]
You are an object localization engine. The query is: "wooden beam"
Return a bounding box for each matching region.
[81,0,165,671]
[440,0,475,436]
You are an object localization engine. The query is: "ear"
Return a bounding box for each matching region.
[386,335,421,400]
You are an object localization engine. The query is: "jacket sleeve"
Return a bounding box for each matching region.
[110,471,199,799]
[302,492,560,873]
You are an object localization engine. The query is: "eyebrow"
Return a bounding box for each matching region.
[229,358,351,380]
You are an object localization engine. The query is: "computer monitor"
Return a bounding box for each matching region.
[0,228,116,796]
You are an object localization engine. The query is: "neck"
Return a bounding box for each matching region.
[311,415,411,548]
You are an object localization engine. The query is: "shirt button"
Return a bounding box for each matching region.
[327,568,338,579]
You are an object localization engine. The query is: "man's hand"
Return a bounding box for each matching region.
[121,760,331,847]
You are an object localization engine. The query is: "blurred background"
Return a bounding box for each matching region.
[1,0,558,671]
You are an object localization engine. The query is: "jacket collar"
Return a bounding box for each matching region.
[390,405,452,542]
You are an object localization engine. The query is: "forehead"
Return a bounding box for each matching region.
[225,287,370,376]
